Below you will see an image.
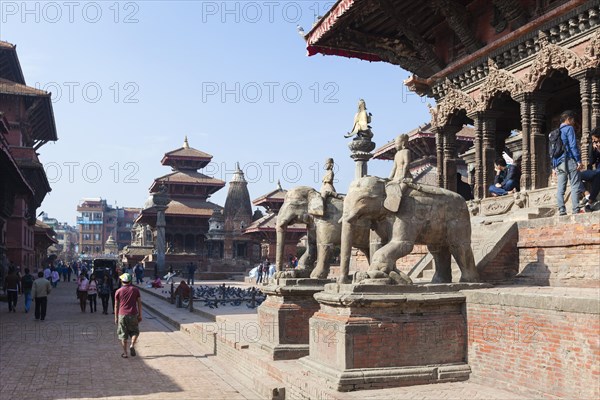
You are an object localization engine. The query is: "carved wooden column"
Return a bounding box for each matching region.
[529,94,548,189]
[443,125,460,192]
[516,94,532,190]
[577,73,593,167]
[482,116,497,198]
[434,127,444,188]
[468,111,484,198]
[592,76,600,130]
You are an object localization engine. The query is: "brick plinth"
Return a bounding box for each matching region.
[255,278,332,360]
[465,287,600,399]
[302,283,487,391]
[516,214,600,287]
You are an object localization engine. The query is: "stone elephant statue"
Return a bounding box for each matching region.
[276,186,371,279]
[339,176,480,284]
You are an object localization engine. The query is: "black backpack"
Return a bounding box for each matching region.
[549,128,564,159]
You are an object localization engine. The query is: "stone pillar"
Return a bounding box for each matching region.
[150,189,171,276]
[468,112,485,199]
[155,205,167,276]
[578,74,593,167]
[517,95,532,191]
[435,127,444,188]
[348,139,375,179]
[443,125,460,192]
[482,116,497,197]
[592,76,600,131]
[529,95,548,189]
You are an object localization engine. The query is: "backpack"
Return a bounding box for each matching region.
[22,274,34,290]
[549,128,564,159]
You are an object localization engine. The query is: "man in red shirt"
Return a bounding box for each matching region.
[114,273,142,358]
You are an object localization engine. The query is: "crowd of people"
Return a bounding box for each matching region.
[2,260,144,358]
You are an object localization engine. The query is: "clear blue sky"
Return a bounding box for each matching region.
[1,1,431,224]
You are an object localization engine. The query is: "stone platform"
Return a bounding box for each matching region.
[302,282,491,392]
[255,278,333,360]
[138,279,598,399]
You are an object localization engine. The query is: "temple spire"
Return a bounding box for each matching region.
[277,180,282,190]
[183,136,189,149]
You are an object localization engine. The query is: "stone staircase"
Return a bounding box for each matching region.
[409,222,518,283]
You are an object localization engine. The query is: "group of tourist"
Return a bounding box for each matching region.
[76,272,117,314]
[487,110,600,215]
[3,266,52,320]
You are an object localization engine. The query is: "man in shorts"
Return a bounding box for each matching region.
[114,273,142,358]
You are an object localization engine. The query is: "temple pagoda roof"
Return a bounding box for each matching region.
[161,136,213,168]
[165,199,222,217]
[0,41,25,84]
[305,0,577,81]
[140,199,222,221]
[151,170,225,190]
[252,180,286,209]
[373,123,475,161]
[0,77,58,143]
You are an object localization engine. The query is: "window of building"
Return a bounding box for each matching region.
[83,234,91,241]
[93,212,102,220]
[94,234,100,241]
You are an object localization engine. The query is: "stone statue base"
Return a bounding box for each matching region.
[254,278,334,360]
[300,282,491,391]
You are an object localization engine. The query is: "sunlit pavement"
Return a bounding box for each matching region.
[0,281,256,400]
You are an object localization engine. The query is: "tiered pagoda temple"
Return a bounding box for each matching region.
[136,139,262,272]
[0,41,58,273]
[136,138,225,268]
[244,181,306,262]
[306,0,599,200]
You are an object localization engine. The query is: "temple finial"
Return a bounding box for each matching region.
[277,180,282,190]
[183,136,189,148]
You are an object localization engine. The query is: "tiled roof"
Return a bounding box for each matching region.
[0,77,48,96]
[164,147,213,159]
[0,41,15,49]
[252,188,287,205]
[154,171,225,186]
[165,199,222,217]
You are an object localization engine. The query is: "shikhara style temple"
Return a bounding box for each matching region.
[0,41,57,274]
[307,0,599,203]
[134,138,259,271]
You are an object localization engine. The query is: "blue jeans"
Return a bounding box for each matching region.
[556,158,582,214]
[580,169,600,203]
[24,291,32,312]
[489,179,516,196]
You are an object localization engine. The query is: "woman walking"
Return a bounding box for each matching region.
[87,274,98,313]
[98,275,112,314]
[51,268,60,288]
[76,273,89,312]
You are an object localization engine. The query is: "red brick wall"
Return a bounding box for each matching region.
[467,301,600,399]
[516,215,600,287]
[479,237,519,283]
